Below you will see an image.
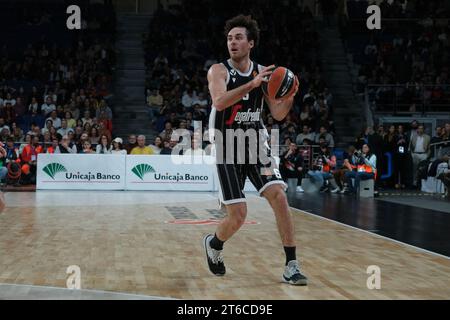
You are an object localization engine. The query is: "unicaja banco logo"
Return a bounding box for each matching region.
[43,163,67,180]
[132,163,155,180]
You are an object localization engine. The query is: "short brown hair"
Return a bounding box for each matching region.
[224,15,260,47]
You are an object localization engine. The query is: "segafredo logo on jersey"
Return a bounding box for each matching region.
[226,105,261,125]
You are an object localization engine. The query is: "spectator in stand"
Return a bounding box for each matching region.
[46,110,61,129]
[82,110,94,126]
[280,142,305,193]
[184,134,206,156]
[315,126,335,148]
[55,135,77,154]
[57,119,74,137]
[393,124,409,189]
[296,125,315,145]
[0,117,8,132]
[82,141,95,154]
[193,92,209,116]
[89,127,100,145]
[111,137,127,155]
[76,133,89,154]
[4,137,20,164]
[96,135,112,154]
[299,104,313,128]
[20,135,43,182]
[46,137,59,154]
[41,97,56,116]
[160,121,174,142]
[147,88,163,122]
[98,121,112,142]
[334,145,358,192]
[131,135,154,155]
[0,127,11,142]
[48,126,57,140]
[41,119,53,134]
[181,88,197,112]
[344,144,377,195]
[28,97,40,114]
[11,122,24,142]
[383,125,397,188]
[65,111,76,129]
[159,139,173,155]
[3,103,16,125]
[410,124,431,187]
[307,141,339,192]
[149,136,163,154]
[125,134,137,154]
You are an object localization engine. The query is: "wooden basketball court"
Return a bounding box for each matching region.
[0,191,449,299]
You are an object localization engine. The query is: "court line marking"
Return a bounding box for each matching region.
[289,205,450,261]
[0,283,175,300]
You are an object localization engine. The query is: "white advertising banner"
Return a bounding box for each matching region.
[37,154,126,190]
[125,155,215,191]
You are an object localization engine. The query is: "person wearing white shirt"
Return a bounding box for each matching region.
[41,119,54,135]
[41,97,56,116]
[46,111,62,129]
[181,89,197,110]
[3,93,16,106]
[184,134,206,157]
[57,119,74,137]
[28,97,39,113]
[192,92,209,115]
[96,135,112,154]
[409,124,431,186]
[111,137,127,155]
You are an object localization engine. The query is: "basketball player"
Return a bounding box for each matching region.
[203,15,307,285]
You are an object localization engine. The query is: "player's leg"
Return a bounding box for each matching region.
[215,202,247,242]
[203,164,247,276]
[248,164,308,285]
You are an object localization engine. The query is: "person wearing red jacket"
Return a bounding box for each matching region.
[20,135,43,184]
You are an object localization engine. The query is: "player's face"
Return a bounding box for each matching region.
[227,27,253,60]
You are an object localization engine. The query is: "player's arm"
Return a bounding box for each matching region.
[265,76,299,121]
[208,63,274,111]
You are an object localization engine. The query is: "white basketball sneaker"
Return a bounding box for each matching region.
[282,260,308,286]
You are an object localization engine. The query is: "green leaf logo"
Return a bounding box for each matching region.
[131,163,155,180]
[43,163,67,180]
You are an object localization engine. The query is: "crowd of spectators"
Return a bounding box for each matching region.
[344,0,450,112]
[0,1,116,185]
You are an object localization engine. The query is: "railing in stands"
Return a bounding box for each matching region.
[364,84,450,115]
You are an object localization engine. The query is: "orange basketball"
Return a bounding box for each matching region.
[262,66,297,100]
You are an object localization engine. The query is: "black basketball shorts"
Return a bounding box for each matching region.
[216,157,287,205]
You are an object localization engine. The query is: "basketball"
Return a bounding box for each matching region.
[262,66,297,100]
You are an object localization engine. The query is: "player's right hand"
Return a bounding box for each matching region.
[251,64,275,88]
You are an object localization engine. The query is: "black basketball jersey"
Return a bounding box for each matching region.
[208,59,269,163]
[209,59,265,133]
